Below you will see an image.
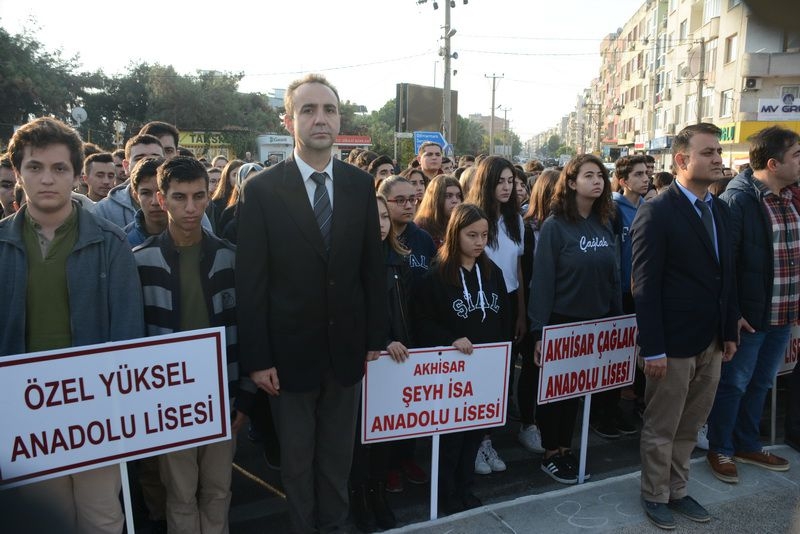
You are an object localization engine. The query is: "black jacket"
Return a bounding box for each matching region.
[719,169,779,330]
[385,244,414,347]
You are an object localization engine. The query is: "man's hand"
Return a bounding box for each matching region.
[231,410,247,434]
[738,317,755,345]
[453,337,473,355]
[514,316,527,343]
[723,341,737,362]
[386,342,409,363]
[643,357,667,379]
[533,340,543,367]
[251,368,280,396]
[366,350,381,362]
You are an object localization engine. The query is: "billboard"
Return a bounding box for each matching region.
[396,83,458,144]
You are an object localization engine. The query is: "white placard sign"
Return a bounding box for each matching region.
[362,343,510,444]
[778,324,800,376]
[538,315,638,404]
[0,328,229,488]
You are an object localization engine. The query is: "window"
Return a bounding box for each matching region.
[720,89,733,117]
[679,20,688,41]
[675,104,682,127]
[704,38,718,73]
[701,87,714,119]
[670,0,678,11]
[686,95,697,122]
[728,0,741,8]
[704,0,721,24]
[782,86,800,99]
[724,34,738,63]
[785,32,800,53]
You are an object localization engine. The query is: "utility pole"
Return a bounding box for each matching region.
[500,106,511,157]
[486,73,503,155]
[442,1,453,148]
[696,37,705,124]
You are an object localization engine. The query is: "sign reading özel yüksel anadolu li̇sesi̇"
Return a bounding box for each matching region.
[362,343,511,444]
[538,315,638,404]
[0,328,229,488]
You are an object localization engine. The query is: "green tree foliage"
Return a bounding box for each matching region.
[455,116,485,157]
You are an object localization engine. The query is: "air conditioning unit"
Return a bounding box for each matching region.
[743,77,762,91]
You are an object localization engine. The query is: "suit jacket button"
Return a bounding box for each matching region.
[329,279,335,286]
[329,319,335,326]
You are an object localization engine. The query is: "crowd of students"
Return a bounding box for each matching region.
[2,73,800,534]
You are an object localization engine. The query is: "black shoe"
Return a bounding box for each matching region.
[667,495,710,523]
[786,434,800,453]
[561,451,591,481]
[262,447,281,470]
[590,420,621,439]
[369,481,396,530]
[349,485,377,533]
[614,413,638,435]
[541,454,577,484]
[439,495,466,516]
[461,493,483,510]
[642,498,676,530]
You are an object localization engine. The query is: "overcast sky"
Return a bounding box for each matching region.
[1,0,645,141]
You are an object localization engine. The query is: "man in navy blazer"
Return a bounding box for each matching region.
[631,123,739,530]
[236,74,386,533]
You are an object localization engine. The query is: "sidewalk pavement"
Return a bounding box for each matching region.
[393,445,800,534]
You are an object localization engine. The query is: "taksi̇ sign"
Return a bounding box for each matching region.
[538,315,638,404]
[362,343,510,443]
[0,328,230,488]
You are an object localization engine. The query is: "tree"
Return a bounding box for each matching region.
[455,116,485,157]
[547,135,561,155]
[0,25,86,141]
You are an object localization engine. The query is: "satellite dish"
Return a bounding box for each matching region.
[71,107,88,125]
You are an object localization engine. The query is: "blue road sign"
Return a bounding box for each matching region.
[413,131,447,154]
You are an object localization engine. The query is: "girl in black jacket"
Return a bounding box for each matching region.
[412,203,511,515]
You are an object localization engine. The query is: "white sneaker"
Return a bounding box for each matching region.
[696,423,709,450]
[480,439,507,472]
[474,446,492,475]
[518,424,545,453]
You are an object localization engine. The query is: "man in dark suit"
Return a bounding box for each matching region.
[631,123,739,530]
[235,74,386,533]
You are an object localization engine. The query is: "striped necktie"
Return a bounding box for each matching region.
[310,172,332,251]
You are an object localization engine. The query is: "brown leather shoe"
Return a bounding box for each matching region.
[707,452,738,483]
[734,449,790,472]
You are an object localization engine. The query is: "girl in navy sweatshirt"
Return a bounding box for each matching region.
[528,154,621,485]
[413,203,511,515]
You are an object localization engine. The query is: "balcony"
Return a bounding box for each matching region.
[741,51,800,77]
[700,16,720,42]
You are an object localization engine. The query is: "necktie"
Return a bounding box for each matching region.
[311,172,332,251]
[695,199,715,252]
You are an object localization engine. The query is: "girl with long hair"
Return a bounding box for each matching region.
[414,175,463,248]
[209,158,244,230]
[412,203,511,515]
[400,167,427,205]
[528,154,621,484]
[465,155,525,475]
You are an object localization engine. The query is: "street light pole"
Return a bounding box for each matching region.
[442,1,452,147]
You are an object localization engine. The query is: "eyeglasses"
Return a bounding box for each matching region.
[387,196,418,206]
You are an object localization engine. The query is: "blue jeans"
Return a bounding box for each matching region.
[707,325,791,456]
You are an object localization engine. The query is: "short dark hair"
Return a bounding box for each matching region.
[284,73,340,117]
[368,155,393,176]
[157,156,208,194]
[614,155,648,182]
[112,148,125,160]
[130,157,166,191]
[0,153,12,169]
[748,126,800,171]
[418,141,442,155]
[672,123,722,158]
[125,134,163,161]
[83,142,102,158]
[458,155,475,167]
[653,171,674,190]
[8,117,84,176]
[178,147,195,158]
[83,152,114,176]
[644,154,655,164]
[355,150,378,169]
[139,121,179,149]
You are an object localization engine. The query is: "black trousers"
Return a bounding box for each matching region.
[270,371,360,534]
[438,430,483,500]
